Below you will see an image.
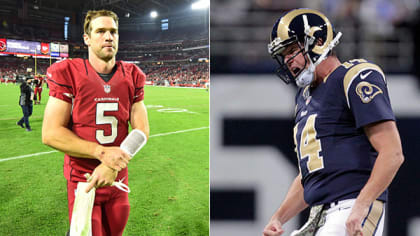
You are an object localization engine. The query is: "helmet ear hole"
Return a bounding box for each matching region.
[316,38,324,46]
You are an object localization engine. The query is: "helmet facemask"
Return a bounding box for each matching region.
[271,41,308,85]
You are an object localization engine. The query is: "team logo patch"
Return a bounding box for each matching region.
[355,81,383,103]
[104,85,111,93]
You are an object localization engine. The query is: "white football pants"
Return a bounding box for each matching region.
[316,199,385,236]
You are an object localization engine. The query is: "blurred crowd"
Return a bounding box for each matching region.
[144,63,209,87]
[211,0,419,76]
[1,32,209,87]
[0,57,49,83]
[0,52,209,88]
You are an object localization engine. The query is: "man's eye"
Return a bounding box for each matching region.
[282,50,291,57]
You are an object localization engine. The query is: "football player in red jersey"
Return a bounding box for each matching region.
[42,10,149,236]
[33,75,43,104]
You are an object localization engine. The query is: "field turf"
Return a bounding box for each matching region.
[0,84,209,235]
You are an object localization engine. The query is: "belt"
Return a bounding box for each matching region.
[323,199,355,211]
[323,200,339,210]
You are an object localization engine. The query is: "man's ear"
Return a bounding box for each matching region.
[83,34,90,46]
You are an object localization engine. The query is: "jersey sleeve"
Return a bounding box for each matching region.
[46,61,74,103]
[132,64,146,103]
[343,63,395,129]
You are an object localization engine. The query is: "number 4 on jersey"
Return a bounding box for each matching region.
[293,114,324,173]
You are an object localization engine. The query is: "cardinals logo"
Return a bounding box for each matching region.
[41,43,49,54]
[0,39,6,52]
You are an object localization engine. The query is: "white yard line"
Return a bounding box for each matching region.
[148,126,208,137]
[0,126,209,162]
[0,150,58,162]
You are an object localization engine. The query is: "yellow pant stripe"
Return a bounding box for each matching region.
[361,200,384,236]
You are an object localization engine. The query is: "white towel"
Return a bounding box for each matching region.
[69,182,95,236]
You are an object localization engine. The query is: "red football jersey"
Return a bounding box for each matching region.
[46,58,146,182]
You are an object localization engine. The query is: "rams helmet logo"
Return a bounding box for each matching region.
[355,81,383,103]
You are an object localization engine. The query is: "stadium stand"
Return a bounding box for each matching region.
[0,0,209,87]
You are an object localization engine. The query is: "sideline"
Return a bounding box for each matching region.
[0,126,209,162]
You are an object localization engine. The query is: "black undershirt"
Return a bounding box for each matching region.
[97,65,117,82]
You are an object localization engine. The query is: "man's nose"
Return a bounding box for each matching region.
[104,31,113,40]
[284,54,294,66]
[284,52,294,62]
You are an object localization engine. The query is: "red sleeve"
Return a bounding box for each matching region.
[132,64,146,103]
[46,60,73,104]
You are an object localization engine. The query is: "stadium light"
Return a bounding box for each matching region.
[150,11,158,18]
[191,0,209,10]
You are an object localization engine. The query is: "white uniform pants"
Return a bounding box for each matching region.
[316,199,385,236]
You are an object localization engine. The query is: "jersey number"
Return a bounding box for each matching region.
[96,103,118,144]
[293,114,324,173]
[342,59,367,69]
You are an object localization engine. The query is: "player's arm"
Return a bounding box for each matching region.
[346,120,404,235]
[42,96,130,171]
[130,100,150,139]
[263,173,309,236]
[85,100,149,192]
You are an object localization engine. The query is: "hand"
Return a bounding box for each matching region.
[95,146,130,171]
[263,218,284,236]
[85,163,118,193]
[346,202,370,236]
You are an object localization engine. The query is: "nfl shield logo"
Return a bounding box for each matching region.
[104,85,111,93]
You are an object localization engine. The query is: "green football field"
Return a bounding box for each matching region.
[0,84,209,236]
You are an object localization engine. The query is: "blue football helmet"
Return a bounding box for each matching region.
[268,9,342,87]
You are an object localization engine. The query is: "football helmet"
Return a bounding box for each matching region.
[268,9,342,87]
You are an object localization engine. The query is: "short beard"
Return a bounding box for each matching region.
[98,49,117,62]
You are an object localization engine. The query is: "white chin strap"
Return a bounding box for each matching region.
[295,63,316,88]
[295,15,342,88]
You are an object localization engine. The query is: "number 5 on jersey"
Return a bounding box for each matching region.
[96,103,119,144]
[293,114,324,173]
